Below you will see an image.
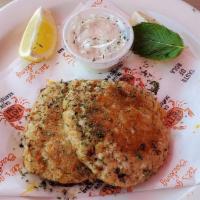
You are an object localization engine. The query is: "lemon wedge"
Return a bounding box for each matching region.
[130,11,157,26]
[19,7,57,62]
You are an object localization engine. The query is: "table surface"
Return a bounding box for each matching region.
[185,0,200,9]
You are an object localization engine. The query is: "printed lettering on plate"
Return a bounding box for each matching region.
[0,93,30,131]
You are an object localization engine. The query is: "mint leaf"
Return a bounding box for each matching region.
[132,22,184,60]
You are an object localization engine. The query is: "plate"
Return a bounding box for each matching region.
[0,0,200,199]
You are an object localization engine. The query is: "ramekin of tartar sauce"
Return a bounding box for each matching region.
[63,8,134,72]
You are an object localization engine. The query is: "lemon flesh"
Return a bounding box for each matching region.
[19,7,57,62]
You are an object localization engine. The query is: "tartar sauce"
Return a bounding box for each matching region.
[66,13,130,62]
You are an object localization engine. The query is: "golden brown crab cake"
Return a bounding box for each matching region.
[63,80,170,188]
[23,81,92,184]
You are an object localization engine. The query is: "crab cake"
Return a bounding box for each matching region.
[63,80,170,188]
[23,81,92,184]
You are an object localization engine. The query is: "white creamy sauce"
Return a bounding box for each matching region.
[67,14,130,62]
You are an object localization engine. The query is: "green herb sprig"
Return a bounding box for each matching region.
[132,22,184,60]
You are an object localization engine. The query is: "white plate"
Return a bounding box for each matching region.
[0,0,200,199]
